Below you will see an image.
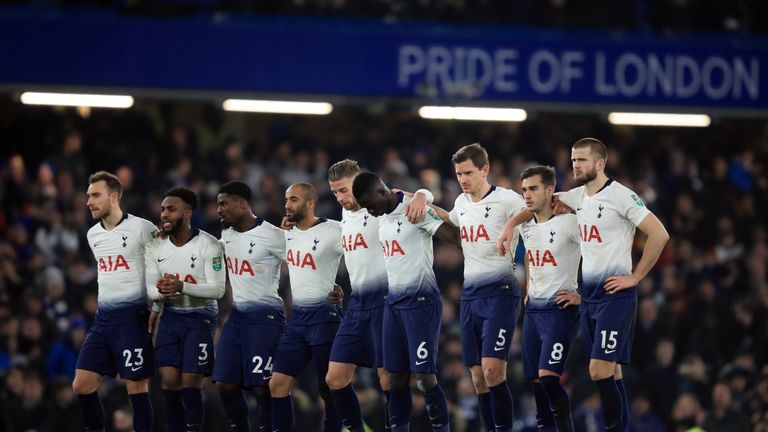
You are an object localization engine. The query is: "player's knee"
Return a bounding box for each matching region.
[588,363,614,382]
[388,371,410,390]
[125,378,149,395]
[470,372,487,393]
[377,369,390,392]
[414,373,437,393]
[253,385,269,400]
[325,369,349,390]
[217,381,239,395]
[483,364,505,386]
[72,375,97,395]
[269,373,292,396]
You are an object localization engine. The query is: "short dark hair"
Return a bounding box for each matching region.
[218,180,252,201]
[328,159,361,182]
[521,165,556,187]
[164,187,199,211]
[89,171,122,198]
[572,137,608,162]
[352,171,383,201]
[289,182,318,202]
[452,143,489,170]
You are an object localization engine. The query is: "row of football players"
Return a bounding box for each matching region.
[71,137,668,432]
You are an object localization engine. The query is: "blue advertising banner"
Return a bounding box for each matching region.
[0,12,766,110]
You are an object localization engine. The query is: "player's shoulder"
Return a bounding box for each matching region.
[494,185,523,202]
[196,229,221,246]
[87,222,102,237]
[126,214,156,230]
[553,212,578,226]
[320,218,342,232]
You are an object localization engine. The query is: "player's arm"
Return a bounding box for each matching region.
[394,188,435,223]
[604,213,669,294]
[144,244,163,302]
[427,203,453,224]
[179,243,227,299]
[498,209,534,256]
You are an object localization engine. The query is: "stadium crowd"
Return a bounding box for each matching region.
[0,100,767,431]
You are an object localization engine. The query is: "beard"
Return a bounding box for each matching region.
[163,218,184,235]
[286,207,307,223]
[575,167,598,185]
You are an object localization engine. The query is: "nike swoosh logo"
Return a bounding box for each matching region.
[548,360,561,364]
[287,237,294,241]
[94,241,103,247]
[157,258,167,262]
[605,349,616,354]
[131,366,143,371]
[415,360,428,365]
[494,346,505,351]
[460,211,467,216]
[198,362,209,366]
[225,241,232,244]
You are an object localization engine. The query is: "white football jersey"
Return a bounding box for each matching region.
[520,214,581,310]
[341,208,388,309]
[220,218,286,318]
[145,229,225,317]
[87,214,156,324]
[448,186,526,298]
[379,193,444,308]
[558,180,651,303]
[285,218,343,309]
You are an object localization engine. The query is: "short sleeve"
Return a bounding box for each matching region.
[504,191,526,219]
[448,207,460,226]
[556,188,581,210]
[616,187,652,227]
[418,207,444,235]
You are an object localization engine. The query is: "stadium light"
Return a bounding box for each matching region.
[20,92,134,108]
[222,99,333,115]
[418,106,527,122]
[607,112,711,127]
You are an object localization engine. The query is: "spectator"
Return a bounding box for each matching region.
[704,382,750,432]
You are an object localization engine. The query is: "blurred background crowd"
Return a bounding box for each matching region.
[0,96,767,431]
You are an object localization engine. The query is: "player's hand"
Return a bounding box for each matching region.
[281,217,296,230]
[148,311,159,334]
[157,275,183,296]
[604,275,640,294]
[555,290,581,308]
[404,191,428,224]
[497,219,517,256]
[327,283,344,305]
[552,196,573,215]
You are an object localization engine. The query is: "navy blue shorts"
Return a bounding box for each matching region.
[155,309,216,376]
[76,322,154,380]
[522,307,579,379]
[212,318,284,388]
[272,321,339,378]
[460,295,520,366]
[383,301,441,373]
[581,297,637,365]
[329,306,384,369]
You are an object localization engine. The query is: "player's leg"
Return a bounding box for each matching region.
[159,367,184,432]
[73,369,106,432]
[74,327,112,432]
[377,367,392,431]
[523,311,553,432]
[313,344,343,432]
[479,295,519,432]
[327,308,369,432]
[179,320,215,432]
[327,361,363,432]
[270,327,312,432]
[614,363,630,432]
[407,302,448,432]
[584,300,626,432]
[460,300,493,432]
[212,320,249,432]
[118,323,155,432]
[536,308,579,432]
[155,316,185,432]
[383,304,412,432]
[242,321,284,432]
[124,378,154,432]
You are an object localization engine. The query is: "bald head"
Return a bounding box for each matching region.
[285,182,318,223]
